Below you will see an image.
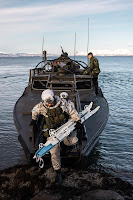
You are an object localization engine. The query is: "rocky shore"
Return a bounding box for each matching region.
[0,163,133,200]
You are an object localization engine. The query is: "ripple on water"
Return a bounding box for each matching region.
[0,56,133,184]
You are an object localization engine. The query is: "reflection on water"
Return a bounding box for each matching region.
[0,56,133,185]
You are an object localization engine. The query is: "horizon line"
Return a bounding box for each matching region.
[0,52,133,57]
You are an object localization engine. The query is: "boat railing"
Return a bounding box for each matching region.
[31,74,93,91]
[35,58,88,71]
[46,74,51,88]
[73,74,77,90]
[29,68,43,84]
[75,91,82,112]
[74,73,82,112]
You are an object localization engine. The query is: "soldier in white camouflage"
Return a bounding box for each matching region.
[30,89,81,185]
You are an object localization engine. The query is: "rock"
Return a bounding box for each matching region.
[80,189,124,200]
[0,165,133,200]
[31,190,61,200]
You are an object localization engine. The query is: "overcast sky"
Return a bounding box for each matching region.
[0,0,133,55]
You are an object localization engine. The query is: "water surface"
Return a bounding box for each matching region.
[0,56,133,184]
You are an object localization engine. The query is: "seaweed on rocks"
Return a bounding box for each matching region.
[0,164,133,200]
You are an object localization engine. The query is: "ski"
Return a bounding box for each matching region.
[33,102,100,168]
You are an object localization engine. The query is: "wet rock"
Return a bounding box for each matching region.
[80,189,124,200]
[31,190,61,200]
[0,164,133,200]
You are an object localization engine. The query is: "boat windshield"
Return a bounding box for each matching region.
[33,80,47,89]
[32,80,73,90]
[32,79,91,90]
[51,83,73,89]
[76,81,91,89]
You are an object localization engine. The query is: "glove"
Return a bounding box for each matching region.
[30,119,36,126]
[75,120,83,129]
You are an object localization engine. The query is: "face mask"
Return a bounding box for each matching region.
[43,96,55,107]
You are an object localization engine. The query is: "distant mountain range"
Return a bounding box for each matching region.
[0,52,42,57]
[0,52,133,57]
[0,52,61,57]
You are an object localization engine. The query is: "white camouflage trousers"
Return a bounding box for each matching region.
[48,131,78,170]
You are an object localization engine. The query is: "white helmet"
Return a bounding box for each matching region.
[41,89,55,104]
[60,92,68,99]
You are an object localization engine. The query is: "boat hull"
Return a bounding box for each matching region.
[14,86,109,163]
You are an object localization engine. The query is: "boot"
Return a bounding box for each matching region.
[55,169,62,185]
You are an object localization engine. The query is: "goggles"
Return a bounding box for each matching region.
[43,96,55,106]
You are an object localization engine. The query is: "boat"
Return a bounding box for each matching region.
[13,49,109,163]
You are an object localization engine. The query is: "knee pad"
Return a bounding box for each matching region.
[71,136,78,145]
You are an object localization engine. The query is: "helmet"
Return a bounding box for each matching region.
[41,89,55,105]
[60,92,68,99]
[88,52,93,56]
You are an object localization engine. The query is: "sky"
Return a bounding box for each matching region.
[0,0,133,55]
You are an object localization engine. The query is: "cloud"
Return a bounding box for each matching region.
[0,0,133,31]
[128,45,133,48]
[76,48,133,56]
[1,0,133,54]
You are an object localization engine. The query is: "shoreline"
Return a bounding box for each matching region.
[0,164,133,200]
[1,55,133,58]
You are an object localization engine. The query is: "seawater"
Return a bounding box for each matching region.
[0,56,133,184]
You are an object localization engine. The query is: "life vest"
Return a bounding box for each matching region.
[43,105,67,137]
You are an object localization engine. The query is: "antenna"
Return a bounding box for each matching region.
[87,18,89,65]
[42,37,44,60]
[74,32,76,61]
[41,37,44,67]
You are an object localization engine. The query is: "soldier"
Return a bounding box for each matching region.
[60,92,74,106]
[60,92,75,121]
[30,89,82,185]
[84,52,100,94]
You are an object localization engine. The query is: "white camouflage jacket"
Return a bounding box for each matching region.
[32,96,80,122]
